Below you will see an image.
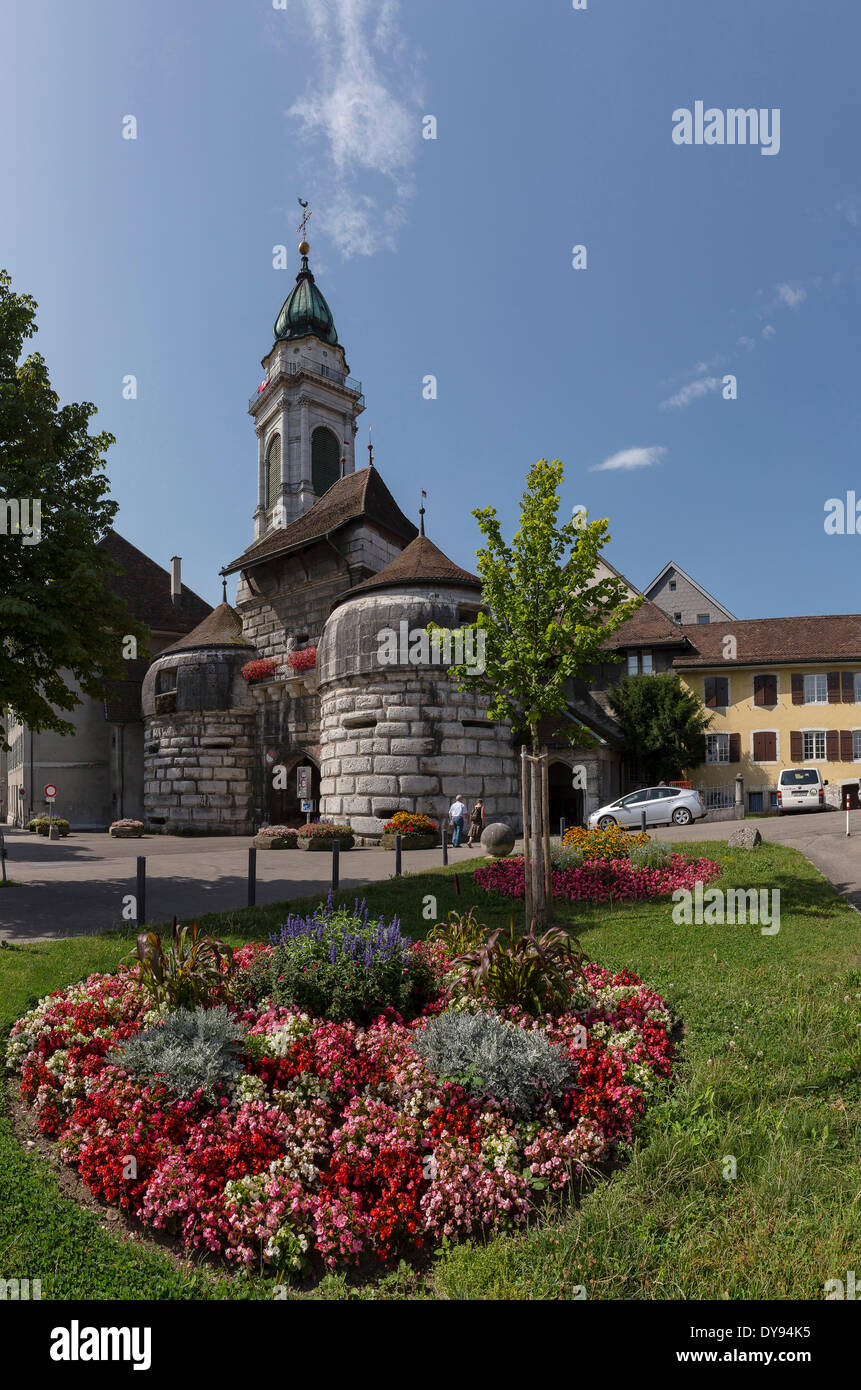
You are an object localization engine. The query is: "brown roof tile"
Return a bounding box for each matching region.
[603,598,692,650]
[224,466,418,573]
[672,615,861,667]
[100,531,212,635]
[160,602,256,656]
[334,533,481,603]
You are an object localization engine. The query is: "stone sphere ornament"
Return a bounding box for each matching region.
[481,822,516,858]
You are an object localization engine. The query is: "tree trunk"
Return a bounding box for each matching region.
[541,748,552,907]
[529,734,547,930]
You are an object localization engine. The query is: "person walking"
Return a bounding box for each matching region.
[466,798,485,846]
[449,794,466,848]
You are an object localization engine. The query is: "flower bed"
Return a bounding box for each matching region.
[297,823,354,852]
[254,826,299,850]
[109,820,144,839]
[6,898,674,1277]
[381,812,439,851]
[475,853,721,903]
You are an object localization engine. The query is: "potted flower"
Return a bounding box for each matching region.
[296,822,354,852]
[286,646,316,673]
[36,817,70,838]
[109,819,144,839]
[241,657,278,684]
[381,812,439,851]
[253,825,299,850]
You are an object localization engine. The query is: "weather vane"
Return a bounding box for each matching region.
[297,197,312,241]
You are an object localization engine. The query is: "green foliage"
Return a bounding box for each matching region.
[437,460,642,746]
[128,918,233,1010]
[607,672,712,783]
[0,269,149,738]
[242,900,437,1025]
[109,1006,245,1103]
[415,1009,574,1117]
[627,840,676,870]
[427,908,488,956]
[448,917,579,1017]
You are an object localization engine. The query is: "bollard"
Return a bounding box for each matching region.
[332,838,340,891]
[640,810,647,835]
[247,847,256,907]
[136,856,146,927]
[395,831,402,878]
[559,817,566,841]
[441,826,448,866]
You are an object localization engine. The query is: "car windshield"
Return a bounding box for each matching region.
[780,770,819,786]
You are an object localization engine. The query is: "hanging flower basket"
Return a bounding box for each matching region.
[241,658,278,684]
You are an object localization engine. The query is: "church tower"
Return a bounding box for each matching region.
[248,218,365,537]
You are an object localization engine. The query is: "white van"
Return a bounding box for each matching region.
[776,768,827,815]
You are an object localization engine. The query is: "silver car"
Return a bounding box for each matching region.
[588,786,706,831]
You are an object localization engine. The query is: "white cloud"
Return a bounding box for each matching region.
[590,446,667,473]
[776,282,807,310]
[660,377,720,410]
[762,324,776,339]
[736,335,755,351]
[287,1,421,258]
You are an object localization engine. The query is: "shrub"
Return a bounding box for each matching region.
[448,918,579,1017]
[415,1010,574,1117]
[242,894,437,1024]
[36,817,70,837]
[627,839,676,870]
[560,825,649,863]
[108,1006,245,1103]
[128,918,233,1010]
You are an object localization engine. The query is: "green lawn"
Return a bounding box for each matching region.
[2,841,859,1300]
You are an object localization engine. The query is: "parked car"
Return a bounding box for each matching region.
[589,785,707,831]
[776,768,827,815]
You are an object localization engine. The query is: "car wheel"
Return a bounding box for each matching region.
[597,816,617,831]
[672,807,693,826]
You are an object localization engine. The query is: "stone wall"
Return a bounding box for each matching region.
[318,676,520,839]
[143,711,256,833]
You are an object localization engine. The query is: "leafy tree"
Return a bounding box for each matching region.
[0,269,147,737]
[607,671,712,783]
[444,459,642,926]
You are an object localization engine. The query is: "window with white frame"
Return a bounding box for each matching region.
[642,651,654,674]
[855,673,861,703]
[706,733,730,764]
[804,674,828,704]
[803,731,826,760]
[853,731,861,760]
[626,652,638,676]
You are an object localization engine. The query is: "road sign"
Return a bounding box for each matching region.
[296,767,312,800]
[300,799,315,814]
[44,784,57,799]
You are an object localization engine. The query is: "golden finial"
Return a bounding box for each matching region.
[297,198,312,258]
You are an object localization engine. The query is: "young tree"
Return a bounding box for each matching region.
[445,459,642,928]
[0,269,148,737]
[607,672,712,784]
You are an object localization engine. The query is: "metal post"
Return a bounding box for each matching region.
[846,793,851,839]
[441,826,448,865]
[136,856,146,927]
[0,831,7,886]
[640,809,647,835]
[395,832,402,877]
[332,838,340,891]
[247,847,257,907]
[559,817,566,841]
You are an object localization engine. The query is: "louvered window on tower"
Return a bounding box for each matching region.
[312,426,340,497]
[266,435,281,512]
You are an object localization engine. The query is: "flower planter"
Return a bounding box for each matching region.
[380,832,438,851]
[298,834,355,852]
[254,834,298,850]
[109,828,143,839]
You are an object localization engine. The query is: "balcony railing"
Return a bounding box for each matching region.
[249,358,363,411]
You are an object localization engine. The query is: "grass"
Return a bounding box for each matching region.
[2,841,860,1299]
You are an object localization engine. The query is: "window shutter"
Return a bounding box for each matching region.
[828,672,841,704]
[704,676,716,708]
[826,729,840,761]
[790,730,803,760]
[840,730,853,761]
[791,674,804,705]
[752,731,766,761]
[728,732,741,763]
[754,675,766,707]
[765,731,777,761]
[765,674,777,705]
[715,676,729,707]
[842,672,855,703]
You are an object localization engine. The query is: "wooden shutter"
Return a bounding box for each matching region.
[728,732,741,763]
[826,729,840,761]
[704,676,716,708]
[842,672,856,703]
[791,674,804,705]
[752,731,766,761]
[764,731,777,761]
[840,730,853,761]
[754,673,777,706]
[715,676,729,706]
[790,730,803,760]
[828,672,841,703]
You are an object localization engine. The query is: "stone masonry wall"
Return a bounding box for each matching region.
[143,711,256,834]
[318,675,521,839]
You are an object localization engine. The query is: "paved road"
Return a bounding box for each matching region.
[0,829,475,943]
[3,810,861,942]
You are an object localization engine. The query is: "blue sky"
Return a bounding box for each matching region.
[2,0,859,618]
